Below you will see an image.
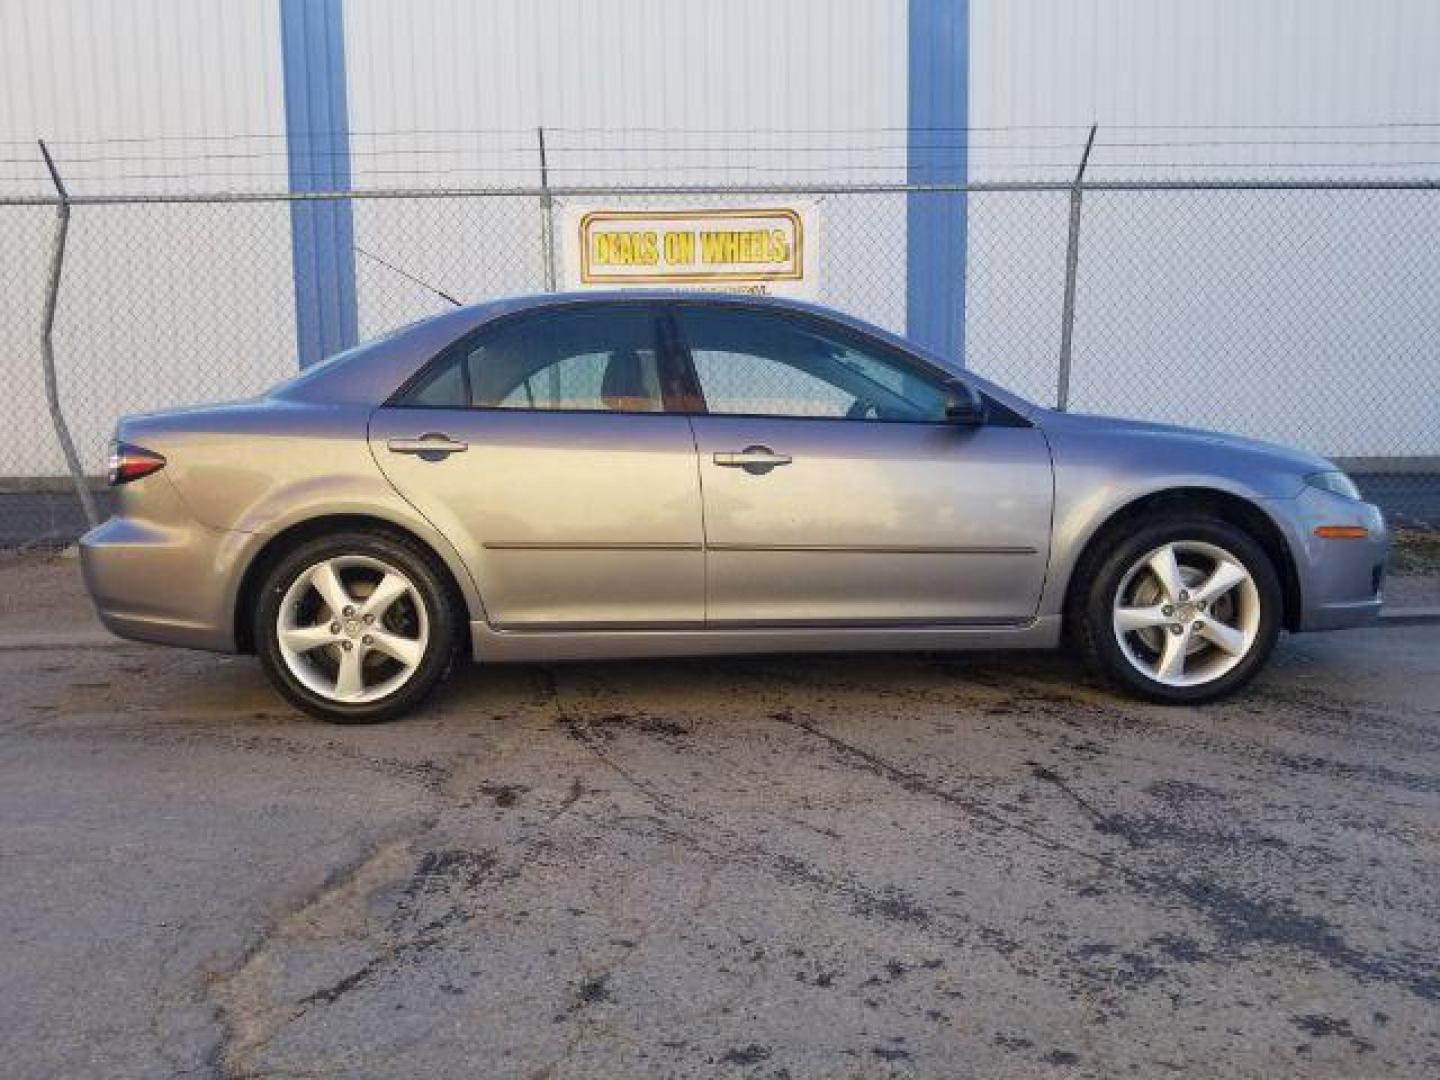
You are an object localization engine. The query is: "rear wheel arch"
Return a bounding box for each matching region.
[234,514,472,654]
[1062,487,1302,633]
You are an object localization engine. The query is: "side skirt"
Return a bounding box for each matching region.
[469,616,1063,663]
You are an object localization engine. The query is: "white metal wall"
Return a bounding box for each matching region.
[0,0,289,195]
[340,0,910,338]
[964,0,1440,457]
[344,0,906,177]
[970,0,1439,177]
[0,0,295,478]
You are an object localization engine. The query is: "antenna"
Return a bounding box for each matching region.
[354,245,462,307]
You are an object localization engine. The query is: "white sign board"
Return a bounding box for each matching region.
[559,203,819,298]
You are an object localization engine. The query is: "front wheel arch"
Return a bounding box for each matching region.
[1062,487,1302,635]
[233,514,471,655]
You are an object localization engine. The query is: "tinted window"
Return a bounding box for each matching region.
[675,306,949,422]
[398,306,665,412]
[406,352,467,408]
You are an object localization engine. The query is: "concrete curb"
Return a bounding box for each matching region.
[1378,607,1440,626]
[0,630,130,650]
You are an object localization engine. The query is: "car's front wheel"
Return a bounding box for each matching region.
[255,530,458,722]
[1075,516,1282,704]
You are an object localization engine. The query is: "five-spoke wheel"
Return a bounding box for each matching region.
[1111,540,1261,688]
[1076,516,1281,703]
[256,530,458,722]
[276,555,429,704]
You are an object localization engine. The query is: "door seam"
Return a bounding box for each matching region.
[684,414,711,624]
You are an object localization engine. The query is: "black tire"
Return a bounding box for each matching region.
[254,529,459,723]
[1072,515,1283,704]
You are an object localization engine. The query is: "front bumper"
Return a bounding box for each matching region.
[1278,486,1389,632]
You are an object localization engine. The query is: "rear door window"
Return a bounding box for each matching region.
[396,305,667,413]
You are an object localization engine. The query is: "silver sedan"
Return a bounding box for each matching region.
[82,293,1388,722]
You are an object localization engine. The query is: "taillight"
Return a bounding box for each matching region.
[106,440,166,486]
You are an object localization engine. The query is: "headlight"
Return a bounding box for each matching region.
[1305,470,1362,501]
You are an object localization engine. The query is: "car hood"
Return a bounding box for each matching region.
[1037,409,1335,475]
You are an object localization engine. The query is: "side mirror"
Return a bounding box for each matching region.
[942,379,985,425]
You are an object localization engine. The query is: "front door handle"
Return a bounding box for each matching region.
[713,445,792,475]
[386,433,469,456]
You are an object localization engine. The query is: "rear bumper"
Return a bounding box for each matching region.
[1277,487,1390,632]
[80,493,254,652]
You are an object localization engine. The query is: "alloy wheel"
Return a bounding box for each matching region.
[276,555,429,704]
[1111,540,1261,688]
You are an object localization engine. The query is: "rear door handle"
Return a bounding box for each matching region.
[386,433,469,456]
[713,445,792,474]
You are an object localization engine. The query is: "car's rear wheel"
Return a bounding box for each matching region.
[255,531,458,722]
[1074,516,1282,703]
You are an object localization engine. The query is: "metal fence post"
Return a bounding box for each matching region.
[37,140,99,528]
[537,126,558,292]
[1056,124,1097,412]
[536,126,563,405]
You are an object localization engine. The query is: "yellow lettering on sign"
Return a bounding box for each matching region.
[592,231,659,266]
[699,228,792,265]
[663,230,696,265]
[769,228,791,262]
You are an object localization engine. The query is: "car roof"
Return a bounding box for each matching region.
[465,290,886,333]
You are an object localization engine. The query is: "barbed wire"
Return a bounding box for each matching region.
[5,124,1440,201]
[5,119,1440,150]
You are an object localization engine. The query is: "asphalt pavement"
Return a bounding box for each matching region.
[2,612,1438,1078]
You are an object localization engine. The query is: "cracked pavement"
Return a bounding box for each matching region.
[1,577,1439,1076]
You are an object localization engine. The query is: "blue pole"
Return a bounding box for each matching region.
[906,0,968,362]
[281,0,358,367]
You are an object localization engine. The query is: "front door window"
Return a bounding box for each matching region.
[675,306,949,422]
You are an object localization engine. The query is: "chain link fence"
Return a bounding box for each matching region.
[1,178,1436,548]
